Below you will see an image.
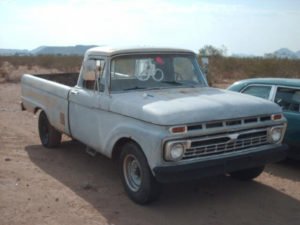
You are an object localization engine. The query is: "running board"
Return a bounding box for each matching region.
[85,146,97,157]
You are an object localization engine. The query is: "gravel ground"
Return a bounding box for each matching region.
[0,82,300,225]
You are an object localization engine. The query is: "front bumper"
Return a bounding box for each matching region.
[153,144,288,183]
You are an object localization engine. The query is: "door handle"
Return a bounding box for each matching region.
[70,90,79,95]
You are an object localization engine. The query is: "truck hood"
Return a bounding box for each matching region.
[109,87,282,125]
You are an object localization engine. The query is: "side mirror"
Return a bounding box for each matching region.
[201,57,209,76]
[96,60,102,72]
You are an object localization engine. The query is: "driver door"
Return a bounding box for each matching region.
[69,58,108,150]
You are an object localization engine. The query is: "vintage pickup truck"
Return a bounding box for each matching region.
[21,47,288,204]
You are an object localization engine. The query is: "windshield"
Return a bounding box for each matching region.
[110,54,206,91]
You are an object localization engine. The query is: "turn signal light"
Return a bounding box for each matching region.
[272,114,282,120]
[170,126,187,134]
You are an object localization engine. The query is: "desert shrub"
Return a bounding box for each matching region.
[0,55,83,72]
[198,56,300,83]
[1,54,300,84]
[0,67,8,82]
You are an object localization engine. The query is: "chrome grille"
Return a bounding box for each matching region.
[187,115,271,131]
[183,129,268,160]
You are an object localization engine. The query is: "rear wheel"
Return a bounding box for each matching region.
[38,111,61,148]
[230,166,265,181]
[119,142,161,204]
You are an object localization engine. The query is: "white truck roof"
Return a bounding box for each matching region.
[85,46,196,57]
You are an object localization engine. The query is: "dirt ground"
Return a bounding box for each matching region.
[0,82,300,225]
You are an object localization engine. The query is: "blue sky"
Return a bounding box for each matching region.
[0,0,299,55]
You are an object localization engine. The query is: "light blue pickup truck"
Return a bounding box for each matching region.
[21,47,287,204]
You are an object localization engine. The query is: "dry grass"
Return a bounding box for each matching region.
[0,55,83,71]
[0,55,83,83]
[1,55,300,85]
[200,56,300,86]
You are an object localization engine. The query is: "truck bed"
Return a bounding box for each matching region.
[21,73,79,135]
[34,73,79,87]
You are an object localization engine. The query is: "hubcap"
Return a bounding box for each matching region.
[123,154,142,192]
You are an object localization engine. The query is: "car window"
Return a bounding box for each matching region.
[275,87,300,113]
[82,59,105,91]
[242,85,271,99]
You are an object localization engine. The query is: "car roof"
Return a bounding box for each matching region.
[85,46,195,57]
[231,78,300,88]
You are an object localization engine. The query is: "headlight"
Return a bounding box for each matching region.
[165,141,189,161]
[170,143,184,160]
[269,127,282,143]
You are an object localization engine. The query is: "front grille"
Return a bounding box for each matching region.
[182,129,268,160]
[187,115,271,131]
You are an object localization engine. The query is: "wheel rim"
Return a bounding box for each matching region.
[123,154,142,192]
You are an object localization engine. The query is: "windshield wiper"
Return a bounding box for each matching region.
[161,80,200,88]
[161,81,183,85]
[122,86,147,91]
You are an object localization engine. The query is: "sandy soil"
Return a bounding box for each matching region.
[0,82,300,225]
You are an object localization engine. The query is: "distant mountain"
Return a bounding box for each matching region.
[30,46,47,54]
[1,46,299,59]
[0,48,29,55]
[0,45,98,56]
[34,45,97,55]
[273,48,297,58]
[265,48,300,59]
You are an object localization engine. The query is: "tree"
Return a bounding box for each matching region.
[199,45,227,57]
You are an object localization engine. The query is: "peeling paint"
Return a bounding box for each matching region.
[60,112,65,125]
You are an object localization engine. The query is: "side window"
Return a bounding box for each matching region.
[275,87,300,112]
[111,58,135,80]
[82,59,105,91]
[242,85,271,100]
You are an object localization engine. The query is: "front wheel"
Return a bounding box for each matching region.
[119,142,161,204]
[38,111,61,148]
[230,166,265,181]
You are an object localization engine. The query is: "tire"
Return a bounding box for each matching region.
[230,166,265,181]
[38,111,61,148]
[119,142,161,204]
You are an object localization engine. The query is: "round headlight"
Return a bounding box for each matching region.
[270,128,282,143]
[170,143,184,160]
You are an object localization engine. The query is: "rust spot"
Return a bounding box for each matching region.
[179,90,199,94]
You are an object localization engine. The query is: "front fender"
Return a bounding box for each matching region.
[103,120,168,170]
